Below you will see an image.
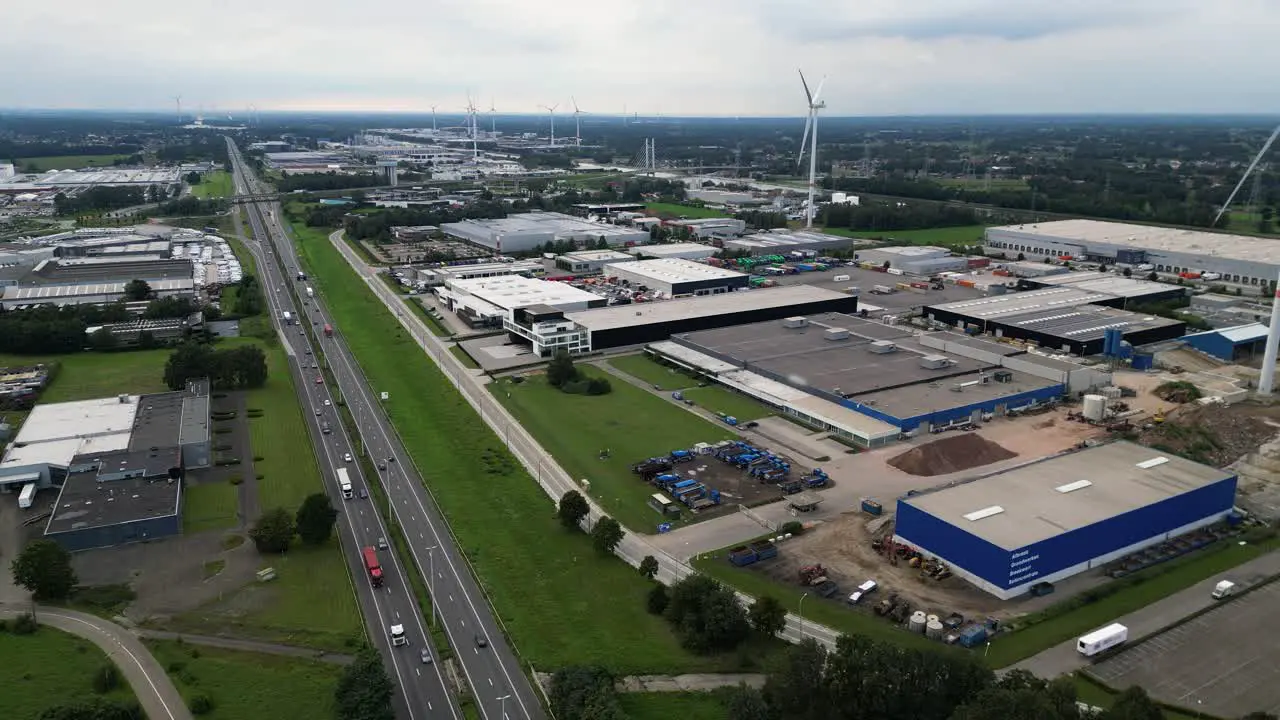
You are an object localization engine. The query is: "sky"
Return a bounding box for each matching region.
[7,0,1280,116]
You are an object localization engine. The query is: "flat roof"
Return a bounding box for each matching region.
[986,305,1183,343]
[927,288,1118,320]
[447,275,601,310]
[628,243,717,257]
[1026,271,1183,299]
[566,285,849,331]
[724,230,853,249]
[988,219,1280,265]
[903,441,1236,549]
[717,369,900,440]
[128,391,188,452]
[442,211,646,238]
[3,278,195,301]
[851,369,1059,419]
[45,470,181,535]
[559,249,633,262]
[1,396,139,470]
[1186,323,1269,344]
[606,258,745,285]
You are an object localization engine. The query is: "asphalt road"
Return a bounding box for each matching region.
[228,140,544,720]
[227,144,462,720]
[0,605,191,720]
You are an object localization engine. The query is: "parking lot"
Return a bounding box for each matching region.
[770,266,988,309]
[1087,581,1280,718]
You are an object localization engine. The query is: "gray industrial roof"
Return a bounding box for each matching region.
[567,285,848,331]
[851,370,1059,420]
[2,278,195,301]
[992,305,1182,343]
[988,219,1280,264]
[1027,271,1183,299]
[45,469,181,535]
[606,258,745,285]
[128,392,188,452]
[903,441,1235,550]
[927,288,1117,320]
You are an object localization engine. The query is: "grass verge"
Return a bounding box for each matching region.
[449,344,480,369]
[146,639,342,720]
[289,215,781,674]
[618,690,732,720]
[605,354,699,391]
[192,171,236,199]
[16,154,132,171]
[491,369,736,531]
[183,481,240,532]
[0,348,172,402]
[644,202,730,219]
[0,624,137,718]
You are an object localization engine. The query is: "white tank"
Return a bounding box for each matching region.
[1082,394,1107,422]
[926,614,940,626]
[925,619,945,640]
[909,611,927,634]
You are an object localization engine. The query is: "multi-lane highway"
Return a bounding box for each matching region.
[228,140,544,720]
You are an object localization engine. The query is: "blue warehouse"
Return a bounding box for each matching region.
[1182,323,1269,363]
[895,441,1238,599]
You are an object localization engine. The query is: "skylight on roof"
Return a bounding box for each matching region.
[1056,479,1093,494]
[1136,457,1169,469]
[963,505,1005,521]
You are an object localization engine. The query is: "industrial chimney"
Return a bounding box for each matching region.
[1258,274,1280,396]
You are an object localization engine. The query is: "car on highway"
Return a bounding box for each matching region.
[377,536,388,550]
[475,634,488,648]
[305,349,311,355]
[343,453,353,463]
[324,399,331,406]
[420,648,432,664]
[378,461,387,470]
[314,408,322,416]
[315,376,324,384]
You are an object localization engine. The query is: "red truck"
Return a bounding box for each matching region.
[323,323,333,338]
[362,547,383,587]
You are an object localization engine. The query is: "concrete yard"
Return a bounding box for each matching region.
[1086,580,1280,718]
[771,266,987,309]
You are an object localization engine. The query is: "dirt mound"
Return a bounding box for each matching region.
[1138,404,1275,467]
[888,433,1018,477]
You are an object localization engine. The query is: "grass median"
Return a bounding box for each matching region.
[288,217,777,674]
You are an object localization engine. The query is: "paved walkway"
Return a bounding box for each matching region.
[1,605,191,720]
[137,629,356,665]
[1012,547,1280,678]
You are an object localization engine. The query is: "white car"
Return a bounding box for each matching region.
[323,399,331,406]
[343,453,353,463]
[847,580,878,604]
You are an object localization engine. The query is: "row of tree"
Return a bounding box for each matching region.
[54,186,147,215]
[820,200,981,233]
[276,171,385,193]
[156,195,229,217]
[162,342,268,391]
[546,351,613,395]
[248,493,340,553]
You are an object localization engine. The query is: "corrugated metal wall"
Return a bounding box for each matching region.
[47,514,182,553]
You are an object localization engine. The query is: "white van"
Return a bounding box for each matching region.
[1077,623,1127,656]
[1212,580,1236,599]
[833,274,851,282]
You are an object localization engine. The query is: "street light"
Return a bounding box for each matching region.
[425,545,438,628]
[497,694,511,719]
[798,592,810,640]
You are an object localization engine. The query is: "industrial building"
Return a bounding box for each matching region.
[855,246,971,275]
[414,259,543,286]
[554,249,634,274]
[1017,271,1186,307]
[1182,323,1270,362]
[604,258,748,298]
[894,441,1238,599]
[0,168,182,191]
[656,315,1084,443]
[1,256,197,310]
[629,242,719,261]
[436,275,606,328]
[924,288,1187,355]
[440,212,649,253]
[662,217,746,239]
[721,230,853,256]
[984,220,1280,287]
[0,380,211,551]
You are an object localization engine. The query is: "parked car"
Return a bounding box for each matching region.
[848,580,878,604]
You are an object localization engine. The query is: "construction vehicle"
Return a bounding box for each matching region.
[669,449,695,463]
[804,469,829,488]
[874,594,900,616]
[779,479,804,494]
[1153,408,1166,423]
[798,564,830,586]
[815,579,840,598]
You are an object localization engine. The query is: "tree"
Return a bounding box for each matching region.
[646,583,669,614]
[545,349,579,387]
[761,638,829,720]
[1123,267,1133,277]
[1146,271,1159,282]
[950,671,1080,720]
[725,683,770,720]
[88,327,117,351]
[37,698,144,720]
[638,555,659,580]
[590,516,624,555]
[92,663,122,694]
[295,493,338,546]
[664,573,750,654]
[1240,713,1280,720]
[748,595,787,638]
[249,507,295,554]
[557,489,589,530]
[549,666,625,720]
[123,279,152,301]
[1101,686,1164,720]
[11,539,77,600]
[334,647,395,720]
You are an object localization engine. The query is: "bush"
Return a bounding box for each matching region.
[10,613,38,635]
[190,694,215,715]
[92,663,121,693]
[229,476,244,486]
[780,520,804,536]
[647,583,669,615]
[167,660,187,673]
[253,455,264,462]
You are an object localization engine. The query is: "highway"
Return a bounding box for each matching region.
[227,146,462,720]
[228,140,545,720]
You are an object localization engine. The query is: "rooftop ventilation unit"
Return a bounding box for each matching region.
[824,327,850,341]
[783,316,808,329]
[993,370,1013,383]
[919,354,953,370]
[868,341,897,354]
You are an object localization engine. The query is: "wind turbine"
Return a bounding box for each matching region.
[571,97,588,147]
[489,99,497,134]
[539,103,559,146]
[1214,123,1280,227]
[174,95,182,124]
[795,69,827,229]
[465,96,479,160]
[430,105,438,133]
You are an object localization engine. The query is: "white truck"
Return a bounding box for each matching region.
[1077,623,1128,656]
[1212,580,1237,599]
[871,284,895,295]
[18,483,35,509]
[282,311,293,325]
[389,624,407,646]
[306,286,315,299]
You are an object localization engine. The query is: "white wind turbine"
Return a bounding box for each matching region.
[430,105,438,133]
[795,70,827,229]
[465,96,479,160]
[489,99,497,134]
[571,97,588,147]
[540,103,559,146]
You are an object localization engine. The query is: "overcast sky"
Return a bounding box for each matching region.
[7,0,1280,117]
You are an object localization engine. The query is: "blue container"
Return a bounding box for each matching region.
[1132,353,1154,370]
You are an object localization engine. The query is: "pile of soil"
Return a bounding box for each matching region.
[1138,404,1275,467]
[1154,380,1201,404]
[888,434,1018,477]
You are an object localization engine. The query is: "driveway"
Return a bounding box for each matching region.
[0,605,191,720]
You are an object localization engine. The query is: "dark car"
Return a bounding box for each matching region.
[475,634,488,648]
[359,488,368,499]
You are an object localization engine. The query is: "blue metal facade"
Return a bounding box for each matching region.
[897,476,1238,591]
[846,384,1065,431]
[47,514,181,553]
[1182,331,1237,361]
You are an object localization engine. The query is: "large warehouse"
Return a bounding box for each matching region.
[895,441,1238,599]
[722,230,853,256]
[1017,270,1187,307]
[984,220,1279,287]
[604,258,749,297]
[440,212,649,253]
[435,275,606,327]
[924,288,1187,355]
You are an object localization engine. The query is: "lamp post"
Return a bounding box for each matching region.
[798,592,810,640]
[497,694,511,719]
[425,545,438,628]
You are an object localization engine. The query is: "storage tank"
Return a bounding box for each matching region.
[909,611,927,634]
[1082,394,1107,422]
[925,619,945,640]
[926,614,940,625]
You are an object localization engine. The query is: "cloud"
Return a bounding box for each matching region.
[3,0,1280,115]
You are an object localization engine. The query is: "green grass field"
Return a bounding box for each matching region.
[0,348,172,402]
[288,216,781,674]
[936,177,1029,191]
[147,639,342,720]
[0,625,137,718]
[192,171,236,200]
[619,691,731,720]
[605,354,698,391]
[449,344,480,369]
[249,341,327,511]
[645,202,731,219]
[604,355,773,421]
[491,369,736,531]
[821,224,989,249]
[183,481,240,532]
[17,154,133,171]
